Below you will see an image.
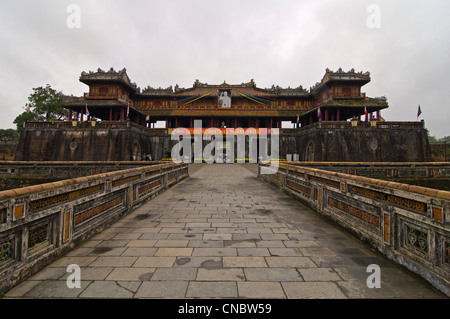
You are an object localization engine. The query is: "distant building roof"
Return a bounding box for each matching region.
[80,67,138,92]
[310,68,371,94]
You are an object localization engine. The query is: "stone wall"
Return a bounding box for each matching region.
[15,121,171,162]
[430,142,450,162]
[259,162,450,296]
[281,121,431,162]
[0,162,188,293]
[15,120,431,162]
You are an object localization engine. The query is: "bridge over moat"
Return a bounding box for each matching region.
[2,163,448,299]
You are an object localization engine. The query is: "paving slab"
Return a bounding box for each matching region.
[197,268,245,281]
[135,281,189,298]
[79,281,139,298]
[237,282,286,299]
[4,164,447,299]
[223,256,268,267]
[244,267,304,282]
[186,281,238,298]
[150,268,197,281]
[282,282,347,299]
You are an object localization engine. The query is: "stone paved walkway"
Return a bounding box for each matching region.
[4,164,447,299]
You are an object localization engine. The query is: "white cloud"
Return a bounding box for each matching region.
[0,0,449,138]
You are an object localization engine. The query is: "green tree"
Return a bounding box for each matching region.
[13,84,67,130]
[0,129,19,142]
[425,128,437,143]
[13,111,37,131]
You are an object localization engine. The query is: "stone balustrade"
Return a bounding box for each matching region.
[259,162,450,296]
[23,120,168,135]
[0,162,188,293]
[283,161,450,179]
[0,161,165,179]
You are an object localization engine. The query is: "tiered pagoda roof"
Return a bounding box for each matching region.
[63,67,389,128]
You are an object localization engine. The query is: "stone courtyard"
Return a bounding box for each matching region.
[4,164,447,299]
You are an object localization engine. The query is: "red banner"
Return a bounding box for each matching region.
[168,128,278,135]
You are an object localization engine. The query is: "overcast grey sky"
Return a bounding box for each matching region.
[1,0,449,138]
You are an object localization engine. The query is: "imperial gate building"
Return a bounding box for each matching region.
[61,67,388,129]
[5,69,450,298]
[15,67,430,162]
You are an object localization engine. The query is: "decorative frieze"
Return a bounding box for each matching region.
[74,195,123,226]
[287,179,311,196]
[138,180,161,196]
[112,175,140,187]
[309,175,340,189]
[350,185,427,213]
[144,170,158,178]
[28,184,102,212]
[328,197,380,228]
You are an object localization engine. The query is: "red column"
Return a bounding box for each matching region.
[68,110,72,121]
[120,108,124,121]
[325,109,329,121]
[336,109,340,121]
[109,108,113,121]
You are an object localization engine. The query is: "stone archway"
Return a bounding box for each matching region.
[305,141,315,161]
[132,143,141,160]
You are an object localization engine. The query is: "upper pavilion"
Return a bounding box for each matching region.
[62,67,389,129]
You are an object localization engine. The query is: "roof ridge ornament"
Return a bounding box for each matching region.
[79,67,137,91]
[309,67,371,92]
